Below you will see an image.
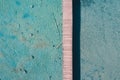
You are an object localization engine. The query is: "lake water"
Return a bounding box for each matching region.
[81,0,120,80]
[0,0,62,80]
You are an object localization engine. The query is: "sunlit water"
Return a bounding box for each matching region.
[0,0,62,80]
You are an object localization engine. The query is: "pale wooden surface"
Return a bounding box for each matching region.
[63,0,72,80]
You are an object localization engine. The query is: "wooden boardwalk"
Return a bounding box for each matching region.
[63,0,72,80]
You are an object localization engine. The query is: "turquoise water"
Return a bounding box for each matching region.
[81,0,120,80]
[0,0,62,80]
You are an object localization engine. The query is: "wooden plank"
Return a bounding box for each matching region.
[63,0,72,80]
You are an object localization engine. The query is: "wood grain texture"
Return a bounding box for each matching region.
[63,0,72,80]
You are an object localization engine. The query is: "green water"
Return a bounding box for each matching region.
[81,0,120,80]
[0,0,62,80]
